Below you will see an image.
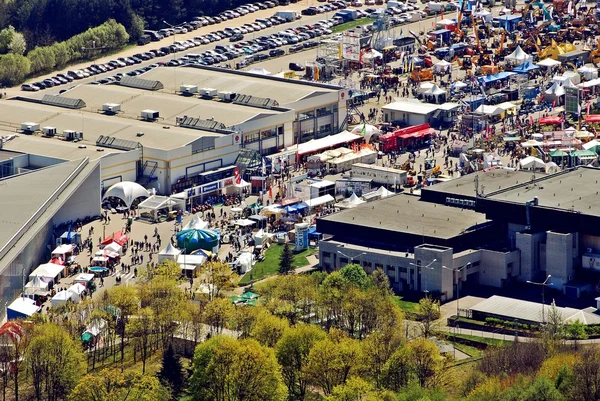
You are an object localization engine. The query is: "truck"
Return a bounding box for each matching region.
[425,2,445,12]
[274,10,301,21]
[334,10,356,22]
[340,8,359,19]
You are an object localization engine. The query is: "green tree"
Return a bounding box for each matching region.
[51,42,71,68]
[279,242,294,274]
[276,324,327,400]
[159,343,185,399]
[0,53,30,86]
[371,267,393,296]
[190,336,287,401]
[107,285,139,363]
[128,12,145,40]
[0,26,15,53]
[521,377,565,401]
[414,297,441,338]
[384,345,412,391]
[203,297,234,335]
[325,377,375,401]
[250,308,289,347]
[305,337,362,395]
[407,338,443,388]
[27,46,56,74]
[127,307,154,374]
[8,31,26,55]
[339,264,370,290]
[202,261,238,299]
[69,368,170,401]
[572,346,600,401]
[565,319,588,345]
[26,323,85,401]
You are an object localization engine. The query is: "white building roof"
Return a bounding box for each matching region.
[383,101,440,115]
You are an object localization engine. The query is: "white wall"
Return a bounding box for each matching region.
[53,163,102,224]
[100,149,140,188]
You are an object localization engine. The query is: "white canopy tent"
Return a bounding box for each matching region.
[7,297,39,319]
[545,81,565,100]
[177,254,207,266]
[102,181,149,207]
[584,139,600,151]
[248,67,271,76]
[234,218,256,227]
[423,84,447,104]
[138,195,185,221]
[474,9,493,22]
[374,186,395,198]
[234,179,251,189]
[537,58,561,68]
[158,243,182,262]
[433,59,452,73]
[578,65,598,80]
[418,82,435,93]
[237,252,255,274]
[51,290,77,307]
[519,156,546,170]
[297,131,361,156]
[305,194,335,208]
[452,81,468,90]
[521,139,542,148]
[182,214,208,230]
[103,242,122,255]
[335,193,366,209]
[505,46,533,66]
[475,105,504,116]
[24,276,50,296]
[29,263,64,282]
[68,283,86,299]
[51,244,75,257]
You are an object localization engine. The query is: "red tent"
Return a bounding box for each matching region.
[538,116,562,125]
[102,232,129,247]
[585,115,600,123]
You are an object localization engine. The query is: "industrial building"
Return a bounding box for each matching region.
[317,167,600,301]
[0,65,348,196]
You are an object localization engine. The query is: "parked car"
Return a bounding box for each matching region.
[289,62,304,71]
[21,83,39,91]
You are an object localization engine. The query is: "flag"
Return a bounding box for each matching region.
[588,102,592,115]
[400,29,403,36]
[529,115,534,125]
[67,223,72,241]
[234,166,241,184]
[361,123,367,137]
[261,158,266,175]
[567,1,572,14]
[552,99,556,109]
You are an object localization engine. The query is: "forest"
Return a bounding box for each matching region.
[2,261,600,401]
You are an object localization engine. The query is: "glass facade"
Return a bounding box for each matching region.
[242,125,284,156]
[0,160,13,178]
[294,103,339,144]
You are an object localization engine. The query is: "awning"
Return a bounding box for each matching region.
[397,128,436,139]
[549,149,568,157]
[305,194,335,208]
[585,115,600,123]
[298,131,362,156]
[538,116,563,125]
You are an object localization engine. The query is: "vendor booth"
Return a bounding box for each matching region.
[297,131,362,158]
[182,215,209,230]
[29,262,64,284]
[176,228,220,254]
[351,124,382,144]
[7,297,39,320]
[334,193,366,209]
[73,273,96,290]
[51,244,76,265]
[305,194,335,210]
[519,156,546,170]
[24,276,50,298]
[158,243,182,262]
[51,290,78,307]
[102,181,148,208]
[138,195,185,222]
[101,232,129,247]
[249,214,267,229]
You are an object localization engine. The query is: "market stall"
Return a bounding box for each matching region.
[101,232,129,247]
[182,215,208,230]
[51,290,78,307]
[519,156,546,170]
[51,244,76,265]
[138,195,185,222]
[158,243,182,262]
[176,228,220,253]
[7,297,39,320]
[29,262,64,284]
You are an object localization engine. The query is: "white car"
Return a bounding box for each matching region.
[365,0,375,4]
[351,0,364,6]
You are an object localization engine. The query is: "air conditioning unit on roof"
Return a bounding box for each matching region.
[199,88,218,97]
[218,91,235,101]
[21,122,40,133]
[42,126,57,136]
[102,103,121,114]
[141,109,159,121]
[180,85,198,95]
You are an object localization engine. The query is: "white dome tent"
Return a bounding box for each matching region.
[351,124,381,143]
[102,181,149,208]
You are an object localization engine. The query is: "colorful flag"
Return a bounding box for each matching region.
[261,158,266,175]
[361,123,367,137]
[234,166,241,184]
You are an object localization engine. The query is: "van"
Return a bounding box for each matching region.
[137,35,151,45]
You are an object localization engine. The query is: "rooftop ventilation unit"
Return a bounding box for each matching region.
[21,122,40,134]
[140,109,159,121]
[180,85,198,95]
[63,130,83,142]
[42,126,57,136]
[102,103,121,114]
[218,91,236,101]
[199,88,218,97]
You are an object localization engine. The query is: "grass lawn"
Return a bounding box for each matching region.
[239,244,315,284]
[452,333,511,347]
[392,296,419,312]
[332,18,375,33]
[452,341,482,358]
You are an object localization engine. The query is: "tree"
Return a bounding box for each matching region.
[565,319,588,346]
[414,297,441,338]
[383,345,412,391]
[190,336,287,401]
[0,54,30,86]
[407,338,443,388]
[250,308,289,347]
[304,337,362,395]
[0,26,15,53]
[279,242,294,274]
[127,307,154,374]
[202,261,238,299]
[276,324,326,400]
[8,31,26,55]
[573,346,600,401]
[543,301,566,347]
[203,297,234,335]
[27,46,56,74]
[339,264,370,290]
[371,267,393,296]
[520,377,565,401]
[106,285,139,363]
[26,323,85,401]
[0,321,31,401]
[159,343,185,399]
[69,368,170,401]
[325,377,375,401]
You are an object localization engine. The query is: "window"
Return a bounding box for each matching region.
[375,263,383,271]
[316,105,331,116]
[244,131,260,143]
[323,252,331,258]
[298,110,315,121]
[318,124,332,135]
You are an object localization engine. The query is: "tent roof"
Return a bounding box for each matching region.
[374,186,395,198]
[298,131,361,156]
[512,61,539,73]
[102,181,148,207]
[519,156,546,169]
[424,84,446,95]
[248,67,271,76]
[348,193,366,205]
[182,215,208,230]
[537,58,561,67]
[176,254,207,266]
[30,263,63,280]
[138,195,181,210]
[475,105,503,116]
[68,283,86,295]
[52,244,75,255]
[305,194,335,208]
[52,290,72,301]
[159,243,182,256]
[8,297,39,317]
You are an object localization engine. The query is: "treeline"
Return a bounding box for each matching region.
[0,0,257,49]
[0,19,128,85]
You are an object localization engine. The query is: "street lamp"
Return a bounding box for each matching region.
[527,274,553,323]
[409,258,437,293]
[337,250,367,268]
[443,263,470,358]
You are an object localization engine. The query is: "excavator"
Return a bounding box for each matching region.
[539,40,577,60]
[409,30,436,53]
[496,29,507,56]
[409,66,434,82]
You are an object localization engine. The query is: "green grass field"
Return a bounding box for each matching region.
[332,18,375,33]
[452,333,511,347]
[392,296,420,312]
[239,244,315,284]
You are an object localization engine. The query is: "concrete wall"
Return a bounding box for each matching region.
[546,231,576,289]
[515,231,546,281]
[415,245,454,299]
[100,150,140,189]
[53,163,102,224]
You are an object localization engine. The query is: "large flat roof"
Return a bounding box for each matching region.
[141,66,339,105]
[1,134,123,161]
[383,101,461,115]
[422,169,537,199]
[0,101,219,150]
[0,159,84,257]
[0,150,24,162]
[319,194,490,239]
[59,84,285,127]
[484,167,600,216]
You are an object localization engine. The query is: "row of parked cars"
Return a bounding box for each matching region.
[301,1,358,15]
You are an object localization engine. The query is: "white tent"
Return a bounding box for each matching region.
[237,252,255,274]
[248,67,271,76]
[351,124,381,144]
[423,84,447,104]
[29,263,64,282]
[51,244,75,256]
[138,195,185,221]
[24,276,50,296]
[335,193,366,209]
[103,242,122,255]
[177,254,207,266]
[7,297,39,319]
[505,46,532,66]
[475,105,503,116]
[183,214,208,230]
[374,186,395,198]
[305,194,335,208]
[578,65,598,80]
[519,156,546,170]
[234,218,256,227]
[584,139,600,151]
[102,181,149,207]
[51,290,76,307]
[297,131,361,156]
[234,179,251,189]
[537,58,561,68]
[68,283,86,300]
[452,81,468,89]
[521,139,542,148]
[433,59,452,73]
[545,161,560,173]
[474,9,493,22]
[418,82,435,93]
[158,243,182,262]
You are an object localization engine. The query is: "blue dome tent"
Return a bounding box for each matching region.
[176,229,220,254]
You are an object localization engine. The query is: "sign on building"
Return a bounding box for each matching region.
[565,87,580,115]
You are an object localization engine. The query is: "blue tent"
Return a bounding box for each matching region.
[512,61,540,74]
[285,202,308,214]
[479,72,516,86]
[176,229,220,253]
